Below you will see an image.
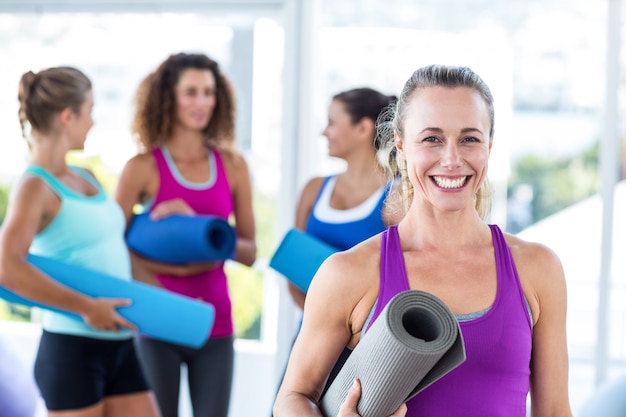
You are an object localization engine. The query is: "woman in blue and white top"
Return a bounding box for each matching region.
[271,88,404,406]
[290,87,402,309]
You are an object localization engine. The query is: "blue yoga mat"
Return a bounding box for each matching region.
[269,229,338,292]
[126,212,236,264]
[0,255,215,348]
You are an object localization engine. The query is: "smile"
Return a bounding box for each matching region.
[432,176,468,189]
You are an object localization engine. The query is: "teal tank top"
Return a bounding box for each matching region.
[26,165,133,340]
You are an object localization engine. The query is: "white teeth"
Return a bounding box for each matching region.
[433,176,467,189]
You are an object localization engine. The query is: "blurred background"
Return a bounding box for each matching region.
[0,0,624,416]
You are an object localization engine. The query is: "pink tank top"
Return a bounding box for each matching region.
[151,147,234,338]
[369,224,532,416]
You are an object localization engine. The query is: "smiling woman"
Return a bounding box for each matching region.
[0,3,620,416]
[273,64,573,417]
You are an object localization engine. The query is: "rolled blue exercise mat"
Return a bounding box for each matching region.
[125,212,236,264]
[320,290,466,417]
[269,228,338,292]
[0,254,215,348]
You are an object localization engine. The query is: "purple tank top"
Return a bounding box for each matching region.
[369,224,532,416]
[151,147,234,338]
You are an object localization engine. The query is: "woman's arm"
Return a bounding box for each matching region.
[511,238,573,417]
[274,240,382,416]
[225,152,257,267]
[275,254,361,416]
[114,153,155,224]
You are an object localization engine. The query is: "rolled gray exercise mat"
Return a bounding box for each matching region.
[320,290,466,417]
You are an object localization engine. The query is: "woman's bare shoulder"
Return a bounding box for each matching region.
[125,151,155,168]
[11,175,55,206]
[504,232,567,318]
[305,234,382,341]
[297,176,325,199]
[504,232,563,269]
[119,152,158,181]
[311,236,382,301]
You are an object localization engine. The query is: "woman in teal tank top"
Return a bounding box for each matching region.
[0,67,160,417]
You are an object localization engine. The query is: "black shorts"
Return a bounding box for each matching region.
[34,330,150,411]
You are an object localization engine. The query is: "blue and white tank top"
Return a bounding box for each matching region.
[306,176,390,251]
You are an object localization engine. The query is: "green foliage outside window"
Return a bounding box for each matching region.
[508,141,600,224]
[0,183,9,226]
[230,190,277,340]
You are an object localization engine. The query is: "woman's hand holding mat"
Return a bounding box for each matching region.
[125,212,236,264]
[338,379,407,417]
[320,290,465,417]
